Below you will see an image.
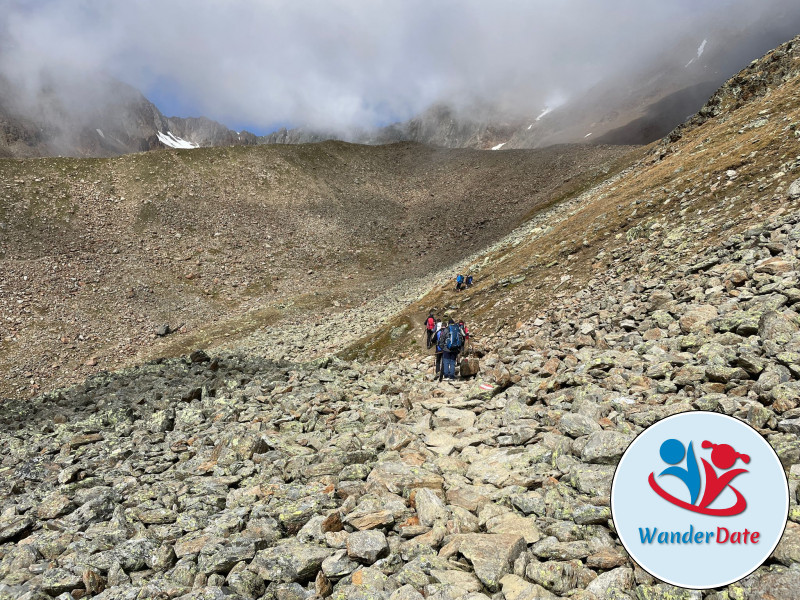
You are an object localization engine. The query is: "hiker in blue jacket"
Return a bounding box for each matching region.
[442,319,463,380]
[455,274,464,291]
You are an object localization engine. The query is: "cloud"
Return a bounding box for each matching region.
[2,0,800,134]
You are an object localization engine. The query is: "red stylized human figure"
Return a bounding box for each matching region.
[698,441,750,509]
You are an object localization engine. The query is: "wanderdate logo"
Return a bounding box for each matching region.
[648,438,749,516]
[611,412,788,589]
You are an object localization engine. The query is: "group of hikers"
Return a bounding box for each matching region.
[424,312,470,381]
[455,274,473,291]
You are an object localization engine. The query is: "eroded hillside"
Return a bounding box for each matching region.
[0,142,636,398]
[354,35,800,364]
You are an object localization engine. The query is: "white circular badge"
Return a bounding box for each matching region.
[611,411,789,589]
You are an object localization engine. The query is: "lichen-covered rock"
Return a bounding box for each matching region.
[40,568,83,596]
[249,541,331,583]
[347,530,389,564]
[585,566,633,599]
[441,534,525,592]
[581,431,635,464]
[414,489,448,527]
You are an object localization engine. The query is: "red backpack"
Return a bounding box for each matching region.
[426,316,435,330]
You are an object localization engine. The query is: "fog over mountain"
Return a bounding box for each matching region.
[3,0,800,139]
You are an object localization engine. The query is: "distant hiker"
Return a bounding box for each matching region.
[466,275,473,288]
[425,312,436,348]
[442,318,465,380]
[455,274,464,291]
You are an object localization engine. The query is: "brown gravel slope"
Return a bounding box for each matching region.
[0,141,637,398]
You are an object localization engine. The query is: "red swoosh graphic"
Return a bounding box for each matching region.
[648,472,747,516]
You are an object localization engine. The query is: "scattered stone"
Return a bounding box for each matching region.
[249,541,331,583]
[41,568,82,596]
[347,530,389,564]
[6,166,800,600]
[442,534,525,592]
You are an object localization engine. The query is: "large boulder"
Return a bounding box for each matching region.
[440,533,526,592]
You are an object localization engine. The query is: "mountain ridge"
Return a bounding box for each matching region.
[0,71,257,158]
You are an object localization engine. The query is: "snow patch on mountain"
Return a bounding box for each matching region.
[157,131,199,149]
[96,129,105,139]
[536,107,553,122]
[686,38,708,67]
[491,142,506,150]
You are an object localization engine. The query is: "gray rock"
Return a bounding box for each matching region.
[499,573,556,599]
[40,568,82,596]
[226,564,265,598]
[322,549,358,578]
[759,311,799,344]
[585,566,633,599]
[249,541,331,583]
[0,514,34,542]
[347,530,389,564]
[779,418,800,434]
[731,564,800,598]
[107,560,131,587]
[634,584,701,599]
[484,512,541,543]
[198,540,256,574]
[367,461,444,494]
[789,178,800,199]
[442,533,525,592]
[560,413,602,438]
[414,488,448,527]
[525,560,583,595]
[389,585,425,600]
[567,464,615,497]
[531,536,591,560]
[433,407,476,429]
[774,522,800,565]
[581,431,635,464]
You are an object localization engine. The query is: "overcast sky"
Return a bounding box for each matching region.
[2,0,799,135]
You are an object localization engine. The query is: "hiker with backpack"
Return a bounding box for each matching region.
[458,320,469,349]
[424,311,436,348]
[441,318,465,380]
[466,275,473,288]
[434,324,447,381]
[455,274,464,291]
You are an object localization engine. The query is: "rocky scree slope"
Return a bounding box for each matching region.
[5,36,800,600]
[0,141,635,399]
[3,205,800,600]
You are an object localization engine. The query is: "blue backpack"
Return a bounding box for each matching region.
[456,275,464,284]
[435,328,447,352]
[443,324,465,352]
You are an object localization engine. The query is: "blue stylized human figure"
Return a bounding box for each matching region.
[659,439,701,505]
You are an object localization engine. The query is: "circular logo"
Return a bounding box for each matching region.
[611,411,788,589]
